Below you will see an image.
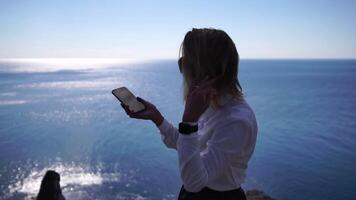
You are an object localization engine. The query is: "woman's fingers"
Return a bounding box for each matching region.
[137,96,155,109]
[131,110,152,120]
[198,77,218,89]
[199,86,217,102]
[187,77,218,98]
[121,102,150,119]
[121,103,132,115]
[136,96,146,105]
[190,77,217,91]
[205,87,218,97]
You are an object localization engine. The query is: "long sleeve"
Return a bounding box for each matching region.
[157,118,180,149]
[176,118,251,192]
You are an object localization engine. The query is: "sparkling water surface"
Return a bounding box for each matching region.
[0,59,355,200]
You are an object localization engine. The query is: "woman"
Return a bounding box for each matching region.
[121,28,257,200]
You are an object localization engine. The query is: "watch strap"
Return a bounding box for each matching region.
[179,122,198,135]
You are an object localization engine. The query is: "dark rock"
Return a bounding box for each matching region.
[246,190,276,200]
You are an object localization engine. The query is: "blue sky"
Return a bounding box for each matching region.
[0,0,355,59]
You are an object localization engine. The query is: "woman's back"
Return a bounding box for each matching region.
[193,95,258,190]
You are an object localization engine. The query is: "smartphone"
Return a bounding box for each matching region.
[112,87,146,113]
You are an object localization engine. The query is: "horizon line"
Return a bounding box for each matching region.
[1,57,356,61]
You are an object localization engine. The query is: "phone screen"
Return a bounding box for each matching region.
[112,87,146,113]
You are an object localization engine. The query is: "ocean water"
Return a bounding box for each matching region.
[0,59,355,200]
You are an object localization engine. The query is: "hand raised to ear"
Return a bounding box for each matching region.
[183,77,218,122]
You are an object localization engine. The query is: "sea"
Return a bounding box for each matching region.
[0,59,355,200]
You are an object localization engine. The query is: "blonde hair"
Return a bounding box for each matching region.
[179,28,243,109]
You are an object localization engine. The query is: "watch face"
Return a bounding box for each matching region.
[179,122,198,135]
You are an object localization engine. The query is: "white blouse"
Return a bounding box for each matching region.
[157,95,258,192]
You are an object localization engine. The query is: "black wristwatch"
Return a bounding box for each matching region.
[179,122,198,135]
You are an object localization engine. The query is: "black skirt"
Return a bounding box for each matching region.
[178,185,247,200]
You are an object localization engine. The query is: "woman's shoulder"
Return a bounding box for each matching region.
[222,96,255,118]
[210,98,257,145]
[213,97,256,129]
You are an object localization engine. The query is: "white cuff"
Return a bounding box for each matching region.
[158,118,170,134]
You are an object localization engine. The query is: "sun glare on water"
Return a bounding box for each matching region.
[6,162,124,199]
[0,58,142,73]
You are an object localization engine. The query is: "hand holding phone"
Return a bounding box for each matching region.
[112,87,146,113]
[112,87,164,126]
